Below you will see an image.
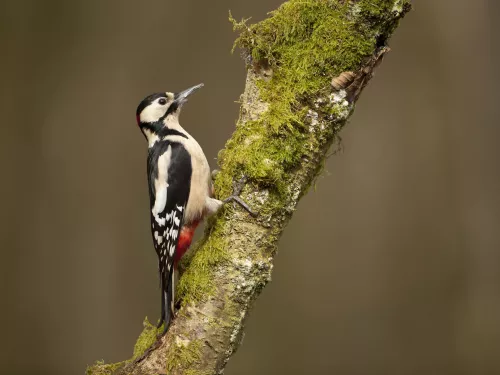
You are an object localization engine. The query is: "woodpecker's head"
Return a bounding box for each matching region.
[136,83,203,141]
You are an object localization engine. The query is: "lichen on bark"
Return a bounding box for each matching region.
[87,1,411,374]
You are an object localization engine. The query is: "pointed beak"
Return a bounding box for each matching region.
[173,83,204,107]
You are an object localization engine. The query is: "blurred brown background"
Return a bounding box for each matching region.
[1,1,499,374]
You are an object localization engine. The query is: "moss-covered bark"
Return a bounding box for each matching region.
[87,1,411,374]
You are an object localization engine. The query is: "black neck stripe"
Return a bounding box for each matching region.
[161,102,179,119]
[142,122,188,139]
[158,127,188,139]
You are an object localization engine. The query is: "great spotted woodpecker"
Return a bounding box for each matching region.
[136,84,255,334]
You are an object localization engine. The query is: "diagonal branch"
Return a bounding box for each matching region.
[87,1,411,374]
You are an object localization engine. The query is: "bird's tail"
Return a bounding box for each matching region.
[160,268,174,334]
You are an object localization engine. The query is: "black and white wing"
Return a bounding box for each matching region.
[147,140,192,331]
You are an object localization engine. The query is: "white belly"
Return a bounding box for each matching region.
[184,141,210,223]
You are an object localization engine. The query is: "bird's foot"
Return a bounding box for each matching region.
[222,176,258,217]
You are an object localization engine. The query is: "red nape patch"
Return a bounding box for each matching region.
[136,114,141,125]
[174,220,200,266]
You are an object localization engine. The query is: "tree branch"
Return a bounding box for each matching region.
[87,1,411,374]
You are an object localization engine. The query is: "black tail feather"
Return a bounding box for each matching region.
[161,268,174,334]
[157,283,165,329]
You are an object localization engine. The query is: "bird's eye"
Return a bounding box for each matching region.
[158,98,167,105]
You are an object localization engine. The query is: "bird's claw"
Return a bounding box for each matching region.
[223,176,258,217]
[232,176,247,196]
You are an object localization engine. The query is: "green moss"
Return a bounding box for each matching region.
[132,317,162,360]
[357,0,405,18]
[86,360,127,375]
[217,119,306,197]
[355,0,411,39]
[165,339,203,373]
[86,318,162,374]
[218,0,388,200]
[176,217,230,304]
[185,370,212,375]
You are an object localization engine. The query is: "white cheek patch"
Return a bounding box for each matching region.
[140,102,168,123]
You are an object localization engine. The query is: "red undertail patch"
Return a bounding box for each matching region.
[174,220,200,266]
